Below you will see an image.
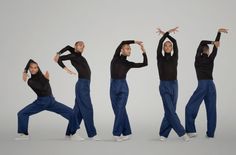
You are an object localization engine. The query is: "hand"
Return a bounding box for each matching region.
[218,28,229,33]
[64,67,76,75]
[213,41,220,48]
[156,28,165,35]
[168,27,179,34]
[44,71,49,80]
[135,40,143,46]
[140,44,146,53]
[54,54,60,62]
[22,72,28,82]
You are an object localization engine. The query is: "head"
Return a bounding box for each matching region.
[74,41,85,53]
[121,44,131,56]
[202,45,210,55]
[29,62,39,75]
[163,41,173,54]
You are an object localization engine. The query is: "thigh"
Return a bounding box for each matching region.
[18,99,45,116]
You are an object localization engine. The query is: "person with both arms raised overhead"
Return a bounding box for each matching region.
[110,40,148,142]
[156,27,189,142]
[16,59,74,140]
[185,28,228,138]
[54,41,100,141]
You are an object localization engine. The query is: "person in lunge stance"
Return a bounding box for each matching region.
[16,59,74,140]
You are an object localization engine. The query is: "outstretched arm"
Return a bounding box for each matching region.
[209,28,228,59]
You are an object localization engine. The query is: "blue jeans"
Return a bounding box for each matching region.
[185,80,217,137]
[17,96,73,135]
[110,79,131,136]
[66,79,97,137]
[159,80,186,137]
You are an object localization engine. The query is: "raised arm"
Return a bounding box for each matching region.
[157,32,169,59]
[113,40,135,58]
[128,53,148,68]
[167,34,178,58]
[54,45,75,62]
[195,40,213,58]
[57,45,75,55]
[128,44,148,68]
[24,59,37,73]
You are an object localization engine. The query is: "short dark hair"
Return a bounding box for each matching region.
[202,44,209,53]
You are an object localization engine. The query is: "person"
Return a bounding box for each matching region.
[16,59,73,140]
[156,27,189,141]
[110,40,148,142]
[185,28,228,138]
[54,41,100,141]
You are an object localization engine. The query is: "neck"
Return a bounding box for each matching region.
[164,52,171,57]
[75,51,82,56]
[120,54,127,59]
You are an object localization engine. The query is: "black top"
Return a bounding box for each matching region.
[195,32,221,80]
[57,45,91,80]
[110,40,148,79]
[24,59,53,97]
[157,32,178,81]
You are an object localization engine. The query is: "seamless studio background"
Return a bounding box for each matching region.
[0,0,236,155]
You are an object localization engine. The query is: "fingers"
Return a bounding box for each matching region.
[156,28,165,35]
[54,54,59,62]
[218,28,229,33]
[22,72,28,82]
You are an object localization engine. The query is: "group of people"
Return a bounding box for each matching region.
[16,27,228,142]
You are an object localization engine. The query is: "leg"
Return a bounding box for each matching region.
[77,80,97,138]
[159,116,172,137]
[45,97,74,135]
[159,82,185,137]
[122,108,132,136]
[17,99,45,135]
[185,82,206,133]
[66,99,83,136]
[112,91,129,136]
[204,81,217,137]
[46,97,73,120]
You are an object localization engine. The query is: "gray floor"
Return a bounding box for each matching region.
[1,124,236,155]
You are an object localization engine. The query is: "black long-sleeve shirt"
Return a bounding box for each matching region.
[157,32,178,81]
[110,40,148,79]
[57,45,91,80]
[195,32,221,80]
[24,59,53,97]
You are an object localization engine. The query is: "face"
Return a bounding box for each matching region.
[29,63,39,75]
[121,44,131,56]
[74,41,85,53]
[163,41,173,53]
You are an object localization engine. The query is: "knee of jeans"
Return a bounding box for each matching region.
[17,110,24,117]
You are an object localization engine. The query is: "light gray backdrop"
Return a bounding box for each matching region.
[0,0,235,155]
